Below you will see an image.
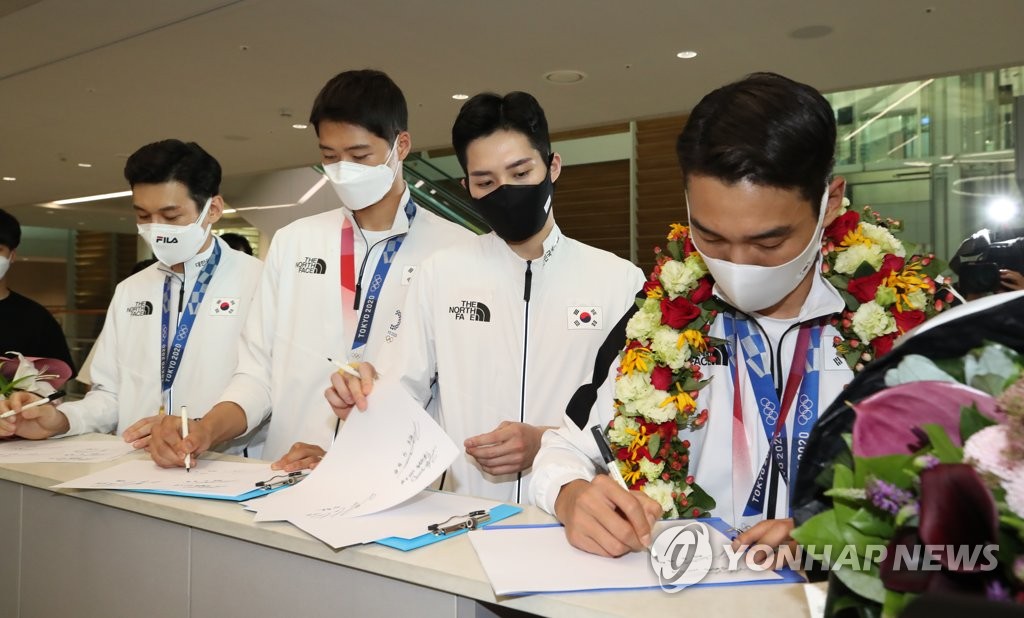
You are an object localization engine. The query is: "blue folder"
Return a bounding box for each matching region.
[121,484,293,502]
[375,503,523,551]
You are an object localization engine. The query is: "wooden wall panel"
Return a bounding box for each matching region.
[553,160,630,260]
[636,114,689,271]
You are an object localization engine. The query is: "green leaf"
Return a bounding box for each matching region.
[882,590,913,617]
[853,454,915,489]
[960,404,997,442]
[832,464,858,524]
[666,240,683,262]
[852,262,877,279]
[647,434,661,457]
[791,510,842,550]
[847,507,895,539]
[932,357,967,383]
[834,564,887,604]
[921,423,963,463]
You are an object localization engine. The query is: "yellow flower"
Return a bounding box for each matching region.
[660,383,697,414]
[624,423,651,456]
[646,285,664,300]
[620,460,643,486]
[839,224,873,250]
[680,329,707,353]
[883,263,931,312]
[621,347,653,375]
[667,223,689,241]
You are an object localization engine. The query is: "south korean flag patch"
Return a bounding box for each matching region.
[211,298,239,316]
[567,306,601,330]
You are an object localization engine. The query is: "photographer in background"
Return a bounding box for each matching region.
[950,228,1024,299]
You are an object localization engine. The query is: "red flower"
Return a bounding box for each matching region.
[880,254,905,275]
[660,296,701,329]
[824,210,859,243]
[847,271,886,303]
[893,308,926,334]
[642,280,661,295]
[870,333,897,356]
[683,236,696,256]
[650,365,673,391]
[688,278,713,304]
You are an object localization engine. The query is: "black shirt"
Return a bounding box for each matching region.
[0,290,76,376]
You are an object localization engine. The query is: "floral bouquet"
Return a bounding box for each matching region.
[0,352,71,399]
[608,203,953,520]
[791,343,1024,615]
[822,203,955,369]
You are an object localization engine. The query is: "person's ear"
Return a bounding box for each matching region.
[206,196,224,226]
[549,152,562,183]
[396,131,413,162]
[822,177,847,227]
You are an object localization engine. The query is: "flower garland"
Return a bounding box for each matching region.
[607,203,953,518]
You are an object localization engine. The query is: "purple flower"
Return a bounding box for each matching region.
[986,579,1011,602]
[866,478,915,515]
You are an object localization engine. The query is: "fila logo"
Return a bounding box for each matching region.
[126,300,153,316]
[296,257,328,274]
[155,236,179,244]
[449,300,491,322]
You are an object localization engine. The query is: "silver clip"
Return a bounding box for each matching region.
[427,510,491,536]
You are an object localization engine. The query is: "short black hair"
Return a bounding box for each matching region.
[309,69,408,141]
[123,140,221,211]
[219,232,253,255]
[0,208,21,250]
[676,72,836,208]
[452,91,551,173]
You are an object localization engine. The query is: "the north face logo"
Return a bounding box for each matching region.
[127,301,153,316]
[692,342,729,366]
[449,300,491,322]
[296,257,327,274]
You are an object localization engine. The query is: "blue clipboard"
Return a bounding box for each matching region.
[480,516,805,595]
[121,483,294,502]
[375,503,523,551]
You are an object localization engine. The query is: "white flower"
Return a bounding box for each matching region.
[840,197,851,211]
[626,304,662,341]
[639,458,666,482]
[964,425,1018,482]
[1,352,58,397]
[851,301,897,342]
[651,326,691,370]
[615,371,654,407]
[1004,472,1024,519]
[860,222,906,257]
[608,415,640,447]
[634,391,675,423]
[834,243,885,275]
[905,288,928,311]
[642,479,678,517]
[659,255,708,300]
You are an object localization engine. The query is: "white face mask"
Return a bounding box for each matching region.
[138,198,213,267]
[0,255,9,280]
[690,189,830,314]
[323,138,401,211]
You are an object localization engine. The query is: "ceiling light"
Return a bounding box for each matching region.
[54,190,132,205]
[844,79,935,141]
[2,177,14,182]
[223,208,237,214]
[77,163,92,168]
[987,197,1019,224]
[543,70,586,84]
[413,180,425,188]
[291,124,308,130]
[452,94,469,100]
[676,51,698,59]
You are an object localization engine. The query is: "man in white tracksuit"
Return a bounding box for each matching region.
[528,73,856,559]
[0,140,262,451]
[327,91,646,503]
[146,70,472,468]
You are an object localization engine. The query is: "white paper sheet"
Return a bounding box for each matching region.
[468,521,785,596]
[54,459,276,498]
[245,381,458,526]
[0,438,134,463]
[286,491,502,549]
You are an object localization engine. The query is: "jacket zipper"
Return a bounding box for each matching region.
[517,260,533,503]
[353,230,403,310]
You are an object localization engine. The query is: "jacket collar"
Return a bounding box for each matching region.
[340,186,414,237]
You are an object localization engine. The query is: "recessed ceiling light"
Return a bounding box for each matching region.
[676,50,698,59]
[543,70,586,84]
[54,190,132,205]
[1,177,14,182]
[291,124,308,130]
[789,25,834,39]
[223,208,237,214]
[452,94,469,100]
[77,163,92,168]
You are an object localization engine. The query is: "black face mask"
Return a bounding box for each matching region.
[470,175,553,243]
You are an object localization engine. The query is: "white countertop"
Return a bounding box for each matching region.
[0,434,821,618]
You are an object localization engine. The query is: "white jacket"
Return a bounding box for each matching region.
[220,189,473,459]
[529,271,854,527]
[379,223,647,503]
[60,236,263,451]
